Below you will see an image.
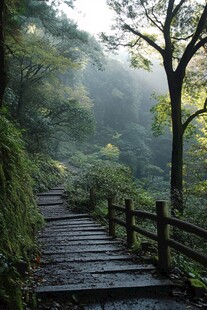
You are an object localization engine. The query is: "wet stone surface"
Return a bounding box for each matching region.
[35,187,201,309]
[83,296,197,310]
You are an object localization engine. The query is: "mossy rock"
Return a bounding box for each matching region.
[187,278,207,297]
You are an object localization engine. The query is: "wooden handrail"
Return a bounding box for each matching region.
[113,205,125,212]
[131,210,157,221]
[132,224,158,242]
[165,217,207,239]
[113,218,126,227]
[167,238,207,267]
[108,197,207,271]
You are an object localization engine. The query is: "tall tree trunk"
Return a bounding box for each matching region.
[167,72,184,216]
[170,101,183,216]
[0,0,6,108]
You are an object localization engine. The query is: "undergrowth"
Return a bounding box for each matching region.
[30,154,69,193]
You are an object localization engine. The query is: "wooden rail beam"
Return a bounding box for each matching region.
[166,217,207,239]
[167,239,207,267]
[132,225,158,242]
[113,218,126,228]
[131,210,157,221]
[113,205,125,212]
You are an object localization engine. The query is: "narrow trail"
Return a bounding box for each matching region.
[34,187,197,309]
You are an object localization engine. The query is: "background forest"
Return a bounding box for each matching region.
[0,0,207,308]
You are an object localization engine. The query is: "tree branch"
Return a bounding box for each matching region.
[123,23,164,56]
[191,36,207,56]
[163,0,174,71]
[171,33,194,42]
[183,98,207,132]
[151,6,164,30]
[172,0,186,19]
[178,4,207,71]
[127,37,141,48]
[140,1,163,32]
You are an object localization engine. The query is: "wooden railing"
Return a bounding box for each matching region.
[108,197,207,271]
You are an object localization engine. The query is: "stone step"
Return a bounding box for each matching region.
[41,240,121,247]
[38,201,64,206]
[43,224,104,232]
[39,227,107,237]
[35,275,172,297]
[50,186,65,190]
[37,193,64,197]
[40,255,136,265]
[38,235,114,244]
[38,231,109,241]
[41,244,123,253]
[35,261,155,275]
[44,214,90,222]
[46,220,96,226]
[42,246,123,255]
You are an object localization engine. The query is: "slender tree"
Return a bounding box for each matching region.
[102,0,207,214]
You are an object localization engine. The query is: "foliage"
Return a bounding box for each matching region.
[80,59,171,180]
[82,59,140,131]
[99,143,120,161]
[0,0,6,108]
[118,123,152,177]
[4,0,100,155]
[0,254,23,310]
[151,94,171,136]
[0,116,43,308]
[66,156,154,212]
[30,154,69,193]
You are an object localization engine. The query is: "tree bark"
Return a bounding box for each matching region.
[0,0,6,108]
[170,99,183,215]
[166,70,184,215]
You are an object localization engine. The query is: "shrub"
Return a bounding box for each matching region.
[30,154,69,193]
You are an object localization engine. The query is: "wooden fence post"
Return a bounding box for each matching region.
[156,200,171,272]
[108,196,115,237]
[125,198,136,248]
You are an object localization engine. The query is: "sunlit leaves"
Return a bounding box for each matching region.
[100,143,120,161]
[130,50,153,70]
[151,94,171,136]
[18,78,95,153]
[8,32,77,78]
[4,0,102,155]
[104,1,207,70]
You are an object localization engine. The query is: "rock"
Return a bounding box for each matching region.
[186,278,207,298]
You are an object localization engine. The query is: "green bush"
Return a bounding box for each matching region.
[30,154,69,193]
[66,158,153,211]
